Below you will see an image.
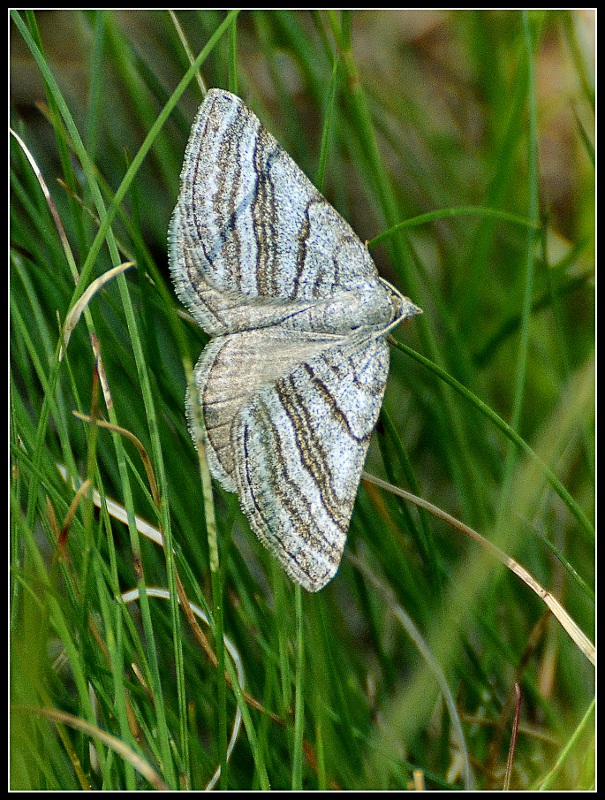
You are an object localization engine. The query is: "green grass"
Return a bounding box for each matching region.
[11,9,594,790]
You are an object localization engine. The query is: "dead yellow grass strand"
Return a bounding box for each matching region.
[361,474,595,667]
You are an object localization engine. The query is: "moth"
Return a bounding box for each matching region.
[169,89,421,591]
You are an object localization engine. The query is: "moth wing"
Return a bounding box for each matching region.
[169,88,379,335]
[232,335,389,591]
[190,328,338,492]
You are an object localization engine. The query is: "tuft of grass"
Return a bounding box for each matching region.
[11,10,594,790]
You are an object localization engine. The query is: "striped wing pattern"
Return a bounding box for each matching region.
[169,89,421,591]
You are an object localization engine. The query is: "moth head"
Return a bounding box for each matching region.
[377,278,423,333]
